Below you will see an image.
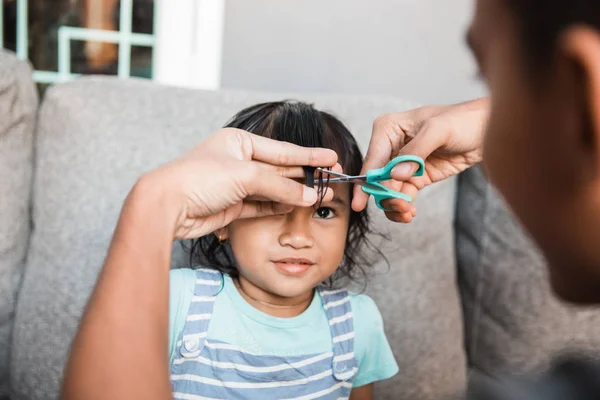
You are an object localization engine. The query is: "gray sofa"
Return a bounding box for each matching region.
[2,49,600,400]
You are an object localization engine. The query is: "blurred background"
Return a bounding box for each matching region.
[0,0,486,103]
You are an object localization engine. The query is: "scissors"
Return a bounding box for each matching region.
[316,155,425,211]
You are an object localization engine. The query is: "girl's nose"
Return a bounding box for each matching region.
[278,209,315,249]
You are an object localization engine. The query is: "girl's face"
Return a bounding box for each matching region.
[224,183,351,298]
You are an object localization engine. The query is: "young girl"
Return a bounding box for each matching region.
[168,101,399,400]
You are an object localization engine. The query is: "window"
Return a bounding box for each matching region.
[1,0,225,92]
[1,0,155,88]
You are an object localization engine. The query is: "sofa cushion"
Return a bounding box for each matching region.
[456,166,600,379]
[0,50,37,398]
[12,77,465,400]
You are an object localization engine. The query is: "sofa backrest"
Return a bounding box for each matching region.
[0,50,38,398]
[456,166,600,380]
[10,77,465,400]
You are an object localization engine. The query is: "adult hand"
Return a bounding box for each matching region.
[142,127,339,239]
[352,98,489,223]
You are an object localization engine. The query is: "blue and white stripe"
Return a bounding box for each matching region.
[170,269,357,399]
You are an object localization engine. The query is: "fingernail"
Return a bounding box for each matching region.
[303,187,318,204]
[392,162,416,177]
[332,163,343,173]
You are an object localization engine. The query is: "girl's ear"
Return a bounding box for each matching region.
[215,228,229,243]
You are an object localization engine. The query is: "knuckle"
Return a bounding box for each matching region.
[241,162,261,193]
[220,128,252,160]
[420,118,444,141]
[284,176,301,193]
[384,200,401,212]
[222,127,243,145]
[257,202,270,217]
[275,165,287,177]
[386,180,403,191]
[373,113,393,129]
[277,149,291,166]
[269,202,281,216]
[245,161,259,178]
[258,201,279,217]
[308,149,318,166]
[421,118,438,133]
[385,211,402,222]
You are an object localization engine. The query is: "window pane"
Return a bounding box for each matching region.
[73,41,120,76]
[131,0,154,34]
[130,45,152,78]
[2,1,17,52]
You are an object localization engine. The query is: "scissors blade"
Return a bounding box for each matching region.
[316,168,367,180]
[315,177,382,192]
[315,168,349,179]
[315,168,383,190]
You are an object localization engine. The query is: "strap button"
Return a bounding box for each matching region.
[184,338,200,352]
[334,362,347,373]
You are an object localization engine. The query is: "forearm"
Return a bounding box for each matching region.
[452,97,490,123]
[456,96,490,109]
[411,96,489,120]
[61,177,178,400]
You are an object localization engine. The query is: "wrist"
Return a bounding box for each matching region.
[124,172,183,241]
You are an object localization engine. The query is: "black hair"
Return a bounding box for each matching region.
[188,101,386,289]
[507,0,600,68]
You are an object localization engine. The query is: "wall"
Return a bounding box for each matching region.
[221,0,486,105]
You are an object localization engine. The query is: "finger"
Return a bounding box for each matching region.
[384,210,415,224]
[394,181,420,204]
[255,162,343,179]
[362,116,398,175]
[254,163,306,179]
[353,129,396,212]
[352,114,405,211]
[352,184,369,212]
[247,163,341,201]
[390,123,445,180]
[246,186,334,203]
[371,178,419,212]
[244,164,335,206]
[237,201,295,219]
[380,198,416,214]
[249,133,338,168]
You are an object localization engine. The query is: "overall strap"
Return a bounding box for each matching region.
[177,268,222,358]
[319,287,358,382]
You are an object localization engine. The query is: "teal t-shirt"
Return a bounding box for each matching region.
[169,268,399,388]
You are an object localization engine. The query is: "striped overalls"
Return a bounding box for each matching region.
[170,268,358,400]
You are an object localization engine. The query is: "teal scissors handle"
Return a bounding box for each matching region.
[365,155,425,183]
[361,155,425,211]
[361,182,413,211]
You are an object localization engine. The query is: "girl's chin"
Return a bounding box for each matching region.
[263,280,317,300]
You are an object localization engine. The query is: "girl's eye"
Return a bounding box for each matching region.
[314,207,336,219]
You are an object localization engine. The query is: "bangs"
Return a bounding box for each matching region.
[224,101,362,177]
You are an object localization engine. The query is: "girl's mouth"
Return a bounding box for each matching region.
[273,258,314,276]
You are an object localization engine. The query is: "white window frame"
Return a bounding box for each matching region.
[1,0,225,89]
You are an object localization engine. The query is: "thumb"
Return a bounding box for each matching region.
[391,124,445,181]
[352,126,395,212]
